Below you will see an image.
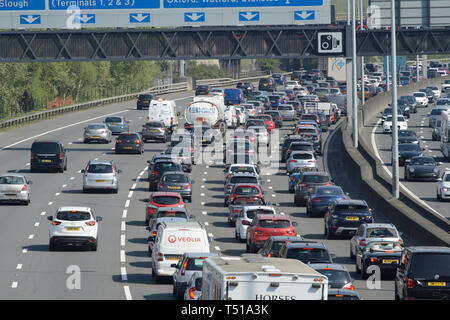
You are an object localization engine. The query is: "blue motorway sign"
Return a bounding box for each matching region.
[294,10,315,20]
[239,11,260,22]
[49,0,160,10]
[0,0,45,10]
[164,0,323,8]
[20,14,41,24]
[129,13,150,23]
[74,13,95,24]
[184,12,205,22]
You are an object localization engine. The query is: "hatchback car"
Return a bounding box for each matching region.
[157,171,193,202]
[285,141,315,160]
[172,252,219,300]
[246,214,298,253]
[47,207,102,251]
[30,140,68,173]
[226,183,265,207]
[264,110,283,128]
[227,196,267,226]
[310,264,355,290]
[404,156,440,181]
[350,223,403,259]
[277,105,296,121]
[104,116,129,135]
[257,236,305,258]
[398,143,424,166]
[145,192,186,226]
[115,133,144,154]
[149,160,183,191]
[83,123,112,143]
[255,114,275,132]
[278,241,334,264]
[306,185,347,217]
[224,173,262,200]
[234,206,276,242]
[286,151,317,173]
[195,85,211,96]
[0,174,32,205]
[383,115,408,133]
[141,121,169,143]
[81,161,121,193]
[325,200,374,239]
[356,241,404,279]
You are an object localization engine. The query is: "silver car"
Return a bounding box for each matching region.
[104,116,129,135]
[83,123,112,143]
[82,161,121,193]
[277,104,296,121]
[0,174,32,205]
[183,272,203,301]
[437,171,450,201]
[286,150,317,173]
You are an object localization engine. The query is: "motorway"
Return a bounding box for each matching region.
[373,99,450,220]
[0,89,398,300]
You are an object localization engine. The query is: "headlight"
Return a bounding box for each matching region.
[434,167,439,173]
[409,167,415,172]
[442,188,448,192]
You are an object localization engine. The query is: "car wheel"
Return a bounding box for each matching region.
[49,241,56,251]
[90,242,98,251]
[327,228,334,240]
[246,242,251,253]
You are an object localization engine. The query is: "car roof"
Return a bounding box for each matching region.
[0,173,26,178]
[229,173,258,177]
[283,242,326,249]
[151,192,182,197]
[161,171,188,176]
[243,206,275,211]
[182,252,220,258]
[309,263,348,271]
[268,236,304,242]
[334,199,368,206]
[256,214,290,220]
[57,206,91,212]
[328,288,360,297]
[362,223,396,229]
[156,207,188,212]
[303,171,328,176]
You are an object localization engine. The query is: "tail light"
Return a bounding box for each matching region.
[267,253,272,258]
[298,183,306,187]
[398,239,403,244]
[369,257,379,263]
[157,252,164,262]
[51,220,61,226]
[286,230,296,235]
[189,287,196,299]
[116,139,122,143]
[30,152,34,160]
[232,209,241,214]
[324,182,333,186]
[85,221,95,226]
[308,160,316,163]
[254,230,263,236]
[147,206,156,215]
[343,283,355,291]
[312,198,321,202]
[134,140,141,144]
[289,160,297,163]
[59,153,63,160]
[21,184,28,191]
[151,231,157,236]
[290,176,297,180]
[171,117,174,126]
[158,183,164,189]
[185,183,192,189]
[407,278,414,289]
[151,171,158,176]
[359,239,367,247]
[181,259,188,276]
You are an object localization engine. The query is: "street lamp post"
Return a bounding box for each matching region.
[391,0,399,199]
[352,0,358,148]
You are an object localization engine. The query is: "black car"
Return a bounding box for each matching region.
[195,85,211,96]
[30,140,68,173]
[157,171,193,202]
[258,77,276,92]
[397,101,411,119]
[398,130,419,145]
[163,147,192,173]
[404,156,440,181]
[148,160,183,191]
[236,81,254,97]
[141,121,169,143]
[328,289,361,300]
[278,241,334,264]
[395,246,450,300]
[294,171,333,206]
[324,200,374,239]
[136,93,155,110]
[398,143,423,166]
[356,241,404,280]
[310,264,354,290]
[398,96,417,114]
[257,236,305,258]
[272,73,286,86]
[115,133,144,154]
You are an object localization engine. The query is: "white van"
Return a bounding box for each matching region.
[147,99,179,132]
[224,105,238,129]
[151,221,210,282]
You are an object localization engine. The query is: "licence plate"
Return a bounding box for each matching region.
[382,259,399,264]
[5,194,16,197]
[42,159,51,163]
[110,124,117,126]
[346,216,359,221]
[143,100,149,103]
[428,282,446,287]
[151,129,159,132]
[65,227,80,231]
[168,186,181,189]
[166,256,181,261]
[124,147,132,149]
[92,136,100,138]
[95,180,106,183]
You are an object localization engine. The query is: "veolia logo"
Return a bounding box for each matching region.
[168,235,177,243]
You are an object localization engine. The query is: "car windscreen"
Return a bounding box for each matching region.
[303,175,329,183]
[316,187,343,196]
[230,166,254,174]
[410,157,436,166]
[413,93,426,97]
[138,95,153,100]
[145,122,163,128]
[118,134,139,140]
[31,142,60,154]
[157,211,187,218]
[398,131,416,137]
[301,115,317,121]
[87,124,106,130]
[335,205,368,212]
[234,186,259,196]
[278,106,293,111]
[230,177,257,184]
[436,99,450,106]
[316,269,351,287]
[161,174,189,183]
[259,219,290,229]
[232,197,264,205]
[0,176,24,185]
[154,162,179,171]
[151,196,180,205]
[186,258,207,271]
[398,144,421,152]
[410,253,450,279]
[286,248,330,263]
[366,228,397,238]
[246,120,265,127]
[246,209,274,219]
[87,164,113,174]
[258,116,272,121]
[105,117,122,123]
[290,143,312,150]
[56,211,91,221]
[297,128,316,134]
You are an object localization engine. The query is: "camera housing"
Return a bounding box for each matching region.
[318,32,343,54]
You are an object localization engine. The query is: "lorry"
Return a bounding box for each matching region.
[200,254,328,300]
[184,95,226,130]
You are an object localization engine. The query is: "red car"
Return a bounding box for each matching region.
[256,114,275,132]
[145,192,186,225]
[227,183,265,206]
[246,214,298,253]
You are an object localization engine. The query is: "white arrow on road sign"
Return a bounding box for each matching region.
[75,14,95,24]
[184,12,205,22]
[295,10,315,20]
[20,15,41,24]
[130,13,150,23]
[239,12,260,22]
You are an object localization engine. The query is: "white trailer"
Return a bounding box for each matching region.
[440,111,450,160]
[200,255,328,300]
[184,96,226,129]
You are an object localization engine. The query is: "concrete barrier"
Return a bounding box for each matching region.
[339,75,450,246]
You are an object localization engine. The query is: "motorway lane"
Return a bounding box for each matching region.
[373,102,450,220]
[0,89,396,300]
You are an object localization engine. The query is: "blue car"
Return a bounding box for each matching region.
[272,73,286,85]
[306,185,347,217]
[400,76,411,86]
[224,88,244,105]
[288,167,318,193]
[268,95,283,109]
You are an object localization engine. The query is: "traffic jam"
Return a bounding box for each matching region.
[2,65,450,301]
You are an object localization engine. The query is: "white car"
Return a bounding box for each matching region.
[427,86,441,99]
[235,106,248,124]
[0,174,32,206]
[442,79,450,93]
[285,80,301,90]
[183,272,203,301]
[247,126,269,146]
[235,206,277,242]
[413,92,428,107]
[242,104,257,117]
[437,171,450,201]
[383,115,407,133]
[47,207,102,251]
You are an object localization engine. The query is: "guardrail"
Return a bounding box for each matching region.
[0,71,291,131]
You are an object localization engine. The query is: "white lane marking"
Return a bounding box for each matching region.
[124,286,132,300]
[26,163,30,166]
[208,233,214,238]
[204,171,208,174]
[16,264,22,270]
[125,200,130,208]
[22,248,28,253]
[202,178,206,181]
[122,210,127,219]
[120,235,126,247]
[77,170,81,173]
[128,191,133,198]
[202,211,207,215]
[0,109,129,151]
[120,250,126,262]
[201,202,205,206]
[94,158,98,161]
[267,179,271,183]
[40,211,46,216]
[204,222,209,226]
[62,184,67,188]
[201,185,205,189]
[131,183,137,190]
[34,222,39,227]
[200,193,205,197]
[271,194,276,197]
[28,234,34,240]
[268,186,273,190]
[70,177,75,180]
[77,138,82,141]
[120,267,127,281]
[48,202,53,206]
[55,192,60,196]
[371,118,447,219]
[121,221,126,232]
[214,246,221,251]
[11,282,18,289]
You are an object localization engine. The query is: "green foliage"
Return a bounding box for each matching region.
[186,61,228,79]
[0,61,164,121]
[257,59,281,73]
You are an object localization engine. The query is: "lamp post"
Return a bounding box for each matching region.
[352,0,358,148]
[391,0,399,199]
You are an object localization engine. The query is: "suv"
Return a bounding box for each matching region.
[395,246,450,300]
[294,171,333,206]
[81,161,121,193]
[324,200,374,239]
[30,140,68,173]
[137,93,155,110]
[236,81,254,97]
[258,77,276,92]
[172,252,219,300]
[47,206,102,251]
[195,85,211,96]
[104,116,129,135]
